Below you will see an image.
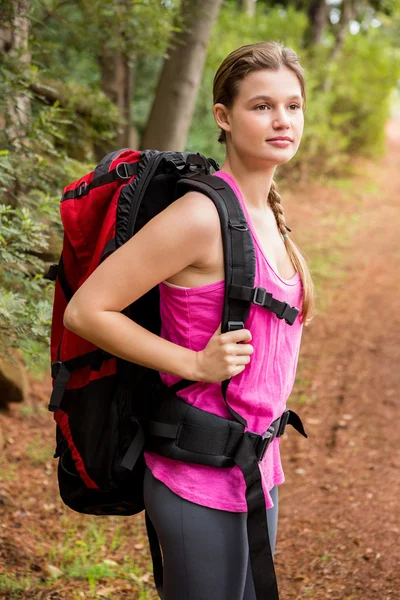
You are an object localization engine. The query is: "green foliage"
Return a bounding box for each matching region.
[290,30,400,179]
[0,202,53,359]
[187,1,400,180]
[0,573,33,597]
[30,0,181,80]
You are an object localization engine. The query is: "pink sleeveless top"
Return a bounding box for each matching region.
[144,170,303,511]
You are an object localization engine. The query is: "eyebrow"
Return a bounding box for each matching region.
[248,94,303,103]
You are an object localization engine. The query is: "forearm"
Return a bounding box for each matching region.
[64,310,198,381]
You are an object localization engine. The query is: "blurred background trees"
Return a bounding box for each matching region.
[1,0,399,393]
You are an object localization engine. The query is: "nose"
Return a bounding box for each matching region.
[272,106,291,129]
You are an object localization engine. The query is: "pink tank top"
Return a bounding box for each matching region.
[144,170,303,511]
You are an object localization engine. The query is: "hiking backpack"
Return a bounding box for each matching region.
[47,148,307,600]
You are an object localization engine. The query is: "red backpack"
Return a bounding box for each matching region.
[47,148,306,600]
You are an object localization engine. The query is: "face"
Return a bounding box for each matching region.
[214,67,304,167]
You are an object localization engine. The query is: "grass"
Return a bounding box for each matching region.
[39,514,155,597]
[18,404,47,417]
[25,436,54,464]
[0,456,17,481]
[0,573,33,598]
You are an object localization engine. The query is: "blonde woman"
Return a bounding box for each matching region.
[65,41,314,600]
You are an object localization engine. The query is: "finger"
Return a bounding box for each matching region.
[222,328,252,343]
[229,364,247,377]
[228,343,254,356]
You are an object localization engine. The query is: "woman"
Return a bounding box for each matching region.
[64,41,314,600]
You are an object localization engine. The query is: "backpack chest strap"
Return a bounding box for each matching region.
[229,284,300,325]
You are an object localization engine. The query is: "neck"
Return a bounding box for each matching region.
[219,152,276,211]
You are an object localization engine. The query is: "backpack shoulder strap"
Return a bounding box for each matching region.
[176,173,256,334]
[175,173,256,427]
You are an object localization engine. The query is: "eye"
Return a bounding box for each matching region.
[254,104,270,111]
[289,104,301,111]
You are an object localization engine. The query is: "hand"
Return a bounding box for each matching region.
[194,323,253,383]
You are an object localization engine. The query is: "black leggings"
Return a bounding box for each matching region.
[143,466,279,600]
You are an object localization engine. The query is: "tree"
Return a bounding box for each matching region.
[238,0,257,16]
[142,0,223,152]
[305,0,329,45]
[1,0,31,152]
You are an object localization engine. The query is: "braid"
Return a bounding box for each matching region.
[267,179,315,324]
[267,180,287,237]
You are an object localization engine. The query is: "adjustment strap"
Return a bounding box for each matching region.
[57,253,74,302]
[48,349,114,412]
[44,254,74,302]
[229,284,300,326]
[62,161,138,201]
[120,418,146,471]
[234,435,279,600]
[287,409,308,438]
[48,363,72,412]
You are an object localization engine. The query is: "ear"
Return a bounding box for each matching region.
[213,103,231,134]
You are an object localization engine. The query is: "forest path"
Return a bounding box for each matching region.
[277,119,400,600]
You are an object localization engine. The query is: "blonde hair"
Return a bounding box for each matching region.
[213,41,314,323]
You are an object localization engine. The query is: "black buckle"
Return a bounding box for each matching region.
[277,302,299,325]
[227,321,244,332]
[276,409,290,437]
[115,162,131,179]
[185,153,209,174]
[51,360,63,380]
[45,263,58,281]
[252,287,272,307]
[75,181,87,199]
[248,428,274,462]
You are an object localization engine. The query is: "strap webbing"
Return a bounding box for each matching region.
[62,161,138,201]
[57,254,74,302]
[120,418,146,471]
[147,409,306,465]
[229,284,300,326]
[48,350,114,412]
[234,437,279,599]
[48,363,72,412]
[176,174,257,427]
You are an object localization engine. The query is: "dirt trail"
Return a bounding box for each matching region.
[277,120,400,600]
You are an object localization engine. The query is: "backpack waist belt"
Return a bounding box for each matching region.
[143,393,307,469]
[140,392,307,600]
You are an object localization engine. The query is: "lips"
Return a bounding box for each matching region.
[267,136,293,142]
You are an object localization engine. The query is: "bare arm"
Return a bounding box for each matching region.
[63,192,253,382]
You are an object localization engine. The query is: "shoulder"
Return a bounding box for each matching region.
[166,190,221,239]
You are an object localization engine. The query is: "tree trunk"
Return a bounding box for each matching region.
[306,0,329,46]
[324,0,359,92]
[1,0,31,149]
[141,0,222,152]
[96,48,138,158]
[238,0,257,17]
[330,0,358,62]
